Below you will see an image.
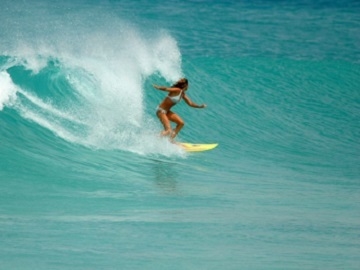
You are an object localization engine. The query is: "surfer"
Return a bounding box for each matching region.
[153,78,206,140]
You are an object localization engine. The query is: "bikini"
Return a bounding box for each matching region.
[156,91,183,114]
[167,91,183,104]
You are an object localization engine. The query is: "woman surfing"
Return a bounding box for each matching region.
[153,78,206,141]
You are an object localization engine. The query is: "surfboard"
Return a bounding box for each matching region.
[179,143,218,152]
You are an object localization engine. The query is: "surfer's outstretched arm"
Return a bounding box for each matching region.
[183,94,206,108]
[153,84,182,93]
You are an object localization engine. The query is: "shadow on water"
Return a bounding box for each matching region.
[150,159,180,194]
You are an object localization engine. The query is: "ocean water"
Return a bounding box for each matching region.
[1,0,359,269]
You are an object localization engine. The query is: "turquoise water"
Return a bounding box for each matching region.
[1,0,359,269]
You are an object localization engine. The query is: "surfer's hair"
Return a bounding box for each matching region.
[172,78,188,89]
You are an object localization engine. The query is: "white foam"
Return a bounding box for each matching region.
[17,89,83,124]
[0,3,185,156]
[0,71,18,110]
[19,109,81,144]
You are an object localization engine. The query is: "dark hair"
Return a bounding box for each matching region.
[172,78,188,89]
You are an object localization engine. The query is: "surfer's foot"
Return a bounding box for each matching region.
[160,129,172,137]
[170,140,181,146]
[170,130,177,139]
[169,131,182,145]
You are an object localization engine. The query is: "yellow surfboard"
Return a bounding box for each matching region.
[179,143,218,152]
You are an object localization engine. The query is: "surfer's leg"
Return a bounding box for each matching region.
[156,109,172,136]
[167,111,184,139]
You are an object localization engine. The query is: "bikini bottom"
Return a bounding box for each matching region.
[156,106,167,114]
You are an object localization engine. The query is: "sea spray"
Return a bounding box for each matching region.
[0,3,184,155]
[0,71,18,110]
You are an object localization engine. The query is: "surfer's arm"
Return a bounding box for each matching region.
[183,94,206,108]
[153,84,181,92]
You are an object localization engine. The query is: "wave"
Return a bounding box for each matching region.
[0,3,187,156]
[1,0,359,167]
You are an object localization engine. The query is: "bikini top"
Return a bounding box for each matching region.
[167,90,183,104]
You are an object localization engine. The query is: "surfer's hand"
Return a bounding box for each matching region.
[153,84,165,90]
[201,104,207,108]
